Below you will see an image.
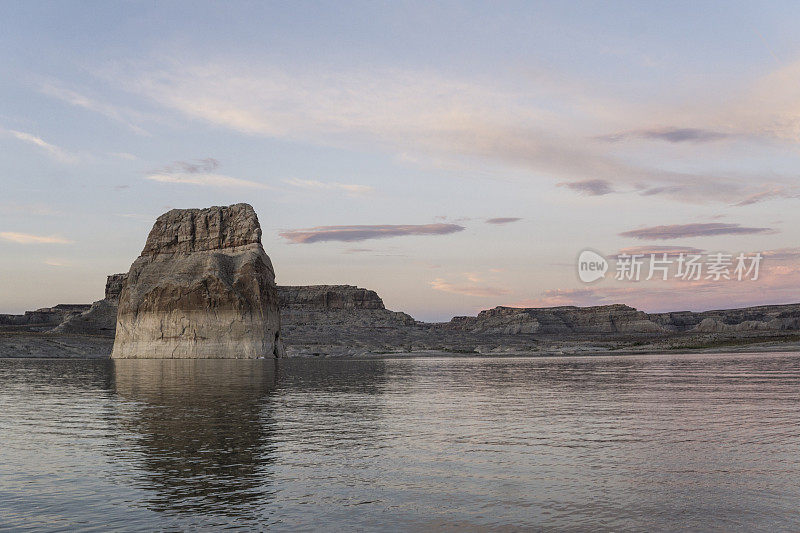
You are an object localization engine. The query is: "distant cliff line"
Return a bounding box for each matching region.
[5,276,800,337]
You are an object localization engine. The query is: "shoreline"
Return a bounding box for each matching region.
[2,330,799,360]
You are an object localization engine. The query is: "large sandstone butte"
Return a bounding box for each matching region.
[111,203,284,359]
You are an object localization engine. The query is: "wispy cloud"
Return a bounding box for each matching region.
[159,158,219,174]
[344,247,374,253]
[283,178,373,197]
[145,158,271,189]
[0,232,74,244]
[115,61,789,206]
[430,277,510,298]
[558,179,615,196]
[38,82,149,135]
[0,203,61,216]
[485,217,522,225]
[620,223,776,240]
[110,152,138,160]
[2,128,78,164]
[615,245,706,258]
[146,173,271,189]
[507,288,609,308]
[598,127,732,143]
[280,223,464,243]
[762,247,800,261]
[43,258,70,267]
[735,186,800,206]
[98,55,800,206]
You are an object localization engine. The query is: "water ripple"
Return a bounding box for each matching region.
[1,353,800,531]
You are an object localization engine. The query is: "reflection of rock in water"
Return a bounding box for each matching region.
[113,359,277,518]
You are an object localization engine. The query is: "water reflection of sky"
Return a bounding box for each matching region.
[1,354,800,530]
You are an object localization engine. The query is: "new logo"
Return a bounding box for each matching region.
[577,249,608,283]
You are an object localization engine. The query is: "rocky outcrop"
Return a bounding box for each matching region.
[52,274,129,337]
[111,204,283,359]
[0,304,90,329]
[444,304,665,335]
[277,285,419,356]
[104,273,127,303]
[443,303,800,336]
[278,285,385,310]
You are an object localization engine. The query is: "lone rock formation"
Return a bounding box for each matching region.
[111,203,283,358]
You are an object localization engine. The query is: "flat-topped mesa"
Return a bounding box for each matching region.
[278,285,385,310]
[445,304,665,335]
[445,302,800,336]
[112,203,283,359]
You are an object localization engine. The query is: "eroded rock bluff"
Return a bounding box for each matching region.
[51,274,127,336]
[111,204,283,359]
[444,303,800,335]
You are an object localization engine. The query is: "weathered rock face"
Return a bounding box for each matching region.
[52,274,129,337]
[277,285,418,356]
[444,303,800,336]
[52,300,118,336]
[111,204,283,359]
[444,304,666,335]
[0,304,90,329]
[104,273,127,303]
[278,285,385,310]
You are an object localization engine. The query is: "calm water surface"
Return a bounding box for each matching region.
[2,353,800,531]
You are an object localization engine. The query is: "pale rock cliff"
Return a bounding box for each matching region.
[111,203,283,359]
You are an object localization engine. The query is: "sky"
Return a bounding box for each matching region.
[2,1,800,321]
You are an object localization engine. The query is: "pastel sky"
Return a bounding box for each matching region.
[2,1,800,321]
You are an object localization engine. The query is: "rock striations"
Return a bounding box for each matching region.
[111,204,284,359]
[279,285,385,310]
[278,285,417,356]
[443,303,800,336]
[51,274,128,337]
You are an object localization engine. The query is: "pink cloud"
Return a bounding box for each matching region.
[280,223,464,243]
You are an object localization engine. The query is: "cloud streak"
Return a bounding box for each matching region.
[38,82,150,135]
[599,127,732,143]
[615,245,705,258]
[430,278,510,298]
[485,217,522,225]
[507,288,609,308]
[280,223,464,243]
[620,223,776,240]
[558,179,614,196]
[0,232,74,244]
[145,173,271,189]
[2,128,78,164]
[145,158,271,189]
[284,178,373,197]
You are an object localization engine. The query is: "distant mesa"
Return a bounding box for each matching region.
[111,203,284,359]
[278,285,385,310]
[52,274,127,336]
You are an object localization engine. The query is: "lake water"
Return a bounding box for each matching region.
[2,353,800,531]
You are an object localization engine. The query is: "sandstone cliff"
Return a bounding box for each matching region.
[279,285,385,310]
[111,204,283,359]
[52,274,128,337]
[442,303,800,336]
[277,284,417,356]
[0,304,90,330]
[444,304,665,335]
